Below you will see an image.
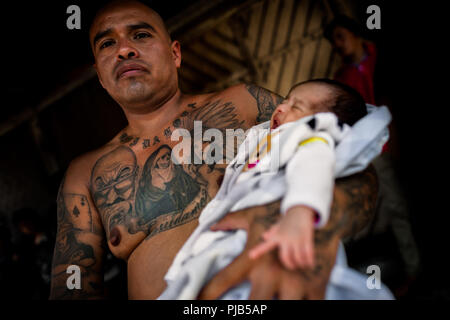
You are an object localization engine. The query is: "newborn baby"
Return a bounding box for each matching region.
[160,79,393,300]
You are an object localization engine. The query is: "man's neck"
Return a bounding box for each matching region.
[121,89,187,137]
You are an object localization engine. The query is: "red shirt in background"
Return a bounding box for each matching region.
[334,42,377,105]
[334,43,389,152]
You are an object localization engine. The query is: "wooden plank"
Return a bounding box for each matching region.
[215,21,236,41]
[180,62,217,84]
[265,55,284,93]
[313,37,333,78]
[268,0,285,55]
[202,31,242,61]
[188,40,246,71]
[181,47,231,79]
[246,2,263,56]
[306,0,322,33]
[229,14,260,82]
[308,37,322,79]
[273,0,295,51]
[253,0,269,58]
[288,0,310,43]
[279,46,301,96]
[257,0,280,59]
[296,40,316,83]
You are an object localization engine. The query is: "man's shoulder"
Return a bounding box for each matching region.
[201,83,250,100]
[64,141,119,191]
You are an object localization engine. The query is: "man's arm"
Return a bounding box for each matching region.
[49,162,106,299]
[317,164,379,242]
[244,84,284,124]
[198,166,379,299]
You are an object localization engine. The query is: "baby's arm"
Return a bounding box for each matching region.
[250,134,336,269]
[249,204,316,269]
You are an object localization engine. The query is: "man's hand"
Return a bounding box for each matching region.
[198,166,378,300]
[197,202,339,300]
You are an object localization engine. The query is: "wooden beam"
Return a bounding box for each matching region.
[229,13,260,82]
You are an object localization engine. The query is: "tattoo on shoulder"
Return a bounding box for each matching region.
[245,84,284,123]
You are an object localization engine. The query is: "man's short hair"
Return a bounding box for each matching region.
[292,78,368,126]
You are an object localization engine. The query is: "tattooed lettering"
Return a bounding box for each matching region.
[129,137,140,147]
[164,127,172,138]
[142,139,151,149]
[119,132,134,144]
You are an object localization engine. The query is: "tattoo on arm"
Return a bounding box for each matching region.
[245,84,284,123]
[314,165,379,244]
[50,177,105,299]
[334,165,378,239]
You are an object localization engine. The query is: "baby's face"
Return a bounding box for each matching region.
[270,83,332,130]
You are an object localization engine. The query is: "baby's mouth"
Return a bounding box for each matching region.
[271,118,280,130]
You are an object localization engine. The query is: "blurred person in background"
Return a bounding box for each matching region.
[324,15,421,298]
[325,15,376,105]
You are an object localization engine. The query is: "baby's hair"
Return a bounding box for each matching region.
[289,78,368,126]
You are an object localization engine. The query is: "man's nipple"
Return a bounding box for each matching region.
[110,227,121,246]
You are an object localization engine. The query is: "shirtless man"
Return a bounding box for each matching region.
[49,0,378,300]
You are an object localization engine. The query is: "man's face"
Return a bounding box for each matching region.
[331,26,360,59]
[270,83,332,130]
[89,2,181,110]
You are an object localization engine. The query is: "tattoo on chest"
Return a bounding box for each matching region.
[91,99,248,240]
[90,146,138,236]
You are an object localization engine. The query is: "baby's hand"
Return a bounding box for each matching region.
[249,205,315,270]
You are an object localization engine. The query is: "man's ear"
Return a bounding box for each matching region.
[93,63,105,89]
[171,40,182,69]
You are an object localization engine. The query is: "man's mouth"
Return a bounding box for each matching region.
[116,63,148,79]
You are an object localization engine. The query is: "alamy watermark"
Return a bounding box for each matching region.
[366,264,381,290]
[66,265,81,290]
[170,122,281,175]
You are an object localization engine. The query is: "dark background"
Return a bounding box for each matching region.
[0,0,447,300]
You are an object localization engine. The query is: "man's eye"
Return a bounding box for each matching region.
[100,40,115,49]
[134,32,150,39]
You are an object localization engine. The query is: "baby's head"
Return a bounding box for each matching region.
[270,79,367,130]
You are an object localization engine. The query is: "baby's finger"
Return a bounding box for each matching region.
[249,240,277,260]
[279,245,296,270]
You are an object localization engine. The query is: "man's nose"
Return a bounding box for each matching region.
[117,39,139,60]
